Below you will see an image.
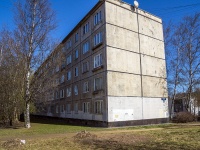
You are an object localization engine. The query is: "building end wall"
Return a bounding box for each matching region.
[107,96,169,122]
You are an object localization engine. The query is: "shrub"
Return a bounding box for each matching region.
[175,112,195,123]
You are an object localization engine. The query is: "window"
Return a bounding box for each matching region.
[46,63,49,69]
[48,106,51,113]
[66,40,72,49]
[75,33,79,42]
[61,62,66,70]
[66,87,71,97]
[74,67,78,77]
[56,78,59,85]
[94,53,103,68]
[51,92,54,100]
[94,11,102,25]
[60,105,65,113]
[55,65,59,72]
[83,81,89,93]
[83,102,90,113]
[60,89,64,98]
[67,71,71,81]
[83,42,89,54]
[61,47,65,53]
[66,55,72,65]
[83,22,89,34]
[75,49,79,59]
[95,101,103,114]
[74,85,78,95]
[82,61,89,73]
[56,105,59,113]
[94,32,102,46]
[55,91,59,99]
[66,104,71,113]
[60,75,65,83]
[94,77,103,91]
[74,103,78,113]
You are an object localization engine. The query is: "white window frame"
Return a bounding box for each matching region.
[75,33,79,42]
[60,89,64,98]
[60,75,65,83]
[56,105,59,113]
[66,87,71,97]
[94,32,102,46]
[94,53,103,68]
[75,49,79,59]
[94,11,102,25]
[74,85,78,95]
[66,40,72,49]
[66,55,72,65]
[83,102,90,113]
[74,67,78,77]
[82,61,89,73]
[83,42,89,54]
[67,71,71,81]
[55,65,59,72]
[56,78,59,85]
[83,22,89,34]
[83,81,89,93]
[55,91,59,99]
[60,105,65,113]
[94,77,103,91]
[52,92,54,100]
[95,101,103,114]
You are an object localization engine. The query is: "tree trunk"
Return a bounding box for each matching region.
[24,102,31,128]
[24,70,31,128]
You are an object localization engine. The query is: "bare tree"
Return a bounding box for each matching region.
[165,13,200,117]
[179,13,200,111]
[13,0,56,128]
[0,29,24,126]
[165,23,184,118]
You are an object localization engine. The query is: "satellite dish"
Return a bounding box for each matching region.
[134,1,139,8]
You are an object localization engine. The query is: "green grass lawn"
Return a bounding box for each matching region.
[0,122,200,150]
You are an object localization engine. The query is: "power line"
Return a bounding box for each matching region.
[149,2,200,11]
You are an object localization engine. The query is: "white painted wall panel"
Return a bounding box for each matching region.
[108,97,143,122]
[143,98,169,119]
[108,97,169,122]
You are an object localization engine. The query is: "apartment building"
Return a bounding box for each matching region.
[35,0,169,127]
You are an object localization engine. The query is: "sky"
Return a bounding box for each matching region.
[0,0,200,42]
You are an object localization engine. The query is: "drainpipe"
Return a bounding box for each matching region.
[135,1,144,119]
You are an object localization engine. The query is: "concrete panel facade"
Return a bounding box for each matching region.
[141,55,166,78]
[107,47,140,74]
[105,1,138,32]
[140,34,165,59]
[138,14,164,40]
[106,24,139,53]
[35,0,168,126]
[107,72,141,97]
[142,76,168,98]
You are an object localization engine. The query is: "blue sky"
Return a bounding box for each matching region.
[0,0,200,42]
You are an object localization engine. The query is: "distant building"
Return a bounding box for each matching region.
[35,0,169,127]
[173,98,200,117]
